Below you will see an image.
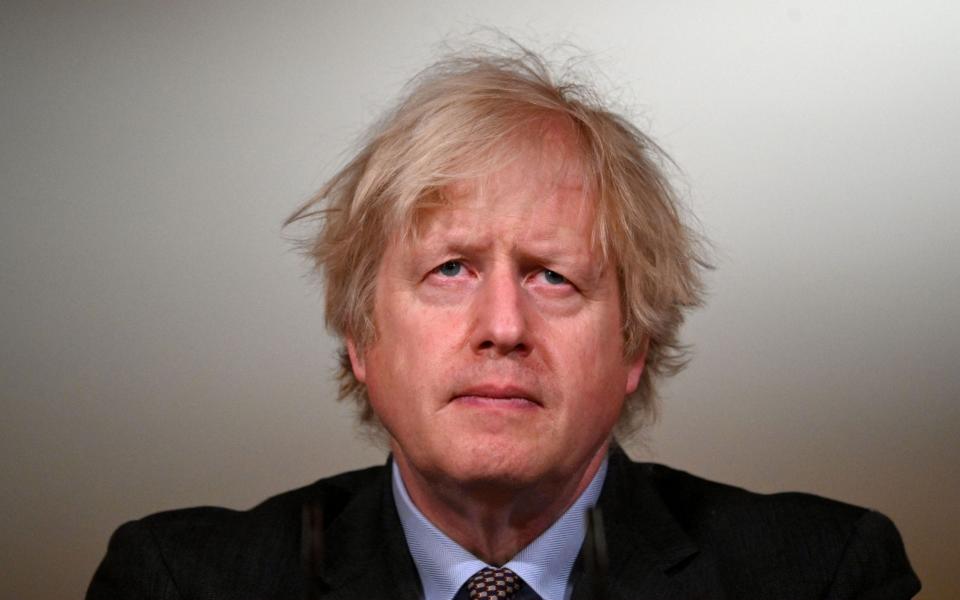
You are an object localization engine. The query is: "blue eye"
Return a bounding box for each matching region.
[543,270,567,285]
[437,261,462,277]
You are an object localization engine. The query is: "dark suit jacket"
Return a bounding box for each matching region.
[87,449,920,599]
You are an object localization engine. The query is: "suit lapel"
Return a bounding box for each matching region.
[307,459,422,600]
[305,450,721,600]
[572,447,718,600]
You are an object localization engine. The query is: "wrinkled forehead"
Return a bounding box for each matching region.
[445,130,589,202]
[396,122,606,255]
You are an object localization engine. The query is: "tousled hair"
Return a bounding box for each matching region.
[286,44,707,437]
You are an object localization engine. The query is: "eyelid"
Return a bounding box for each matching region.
[543,268,567,282]
[531,267,579,291]
[428,258,471,279]
[426,259,581,289]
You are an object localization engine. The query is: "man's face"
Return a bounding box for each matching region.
[349,137,645,494]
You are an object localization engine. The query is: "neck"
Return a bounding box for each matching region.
[393,443,608,565]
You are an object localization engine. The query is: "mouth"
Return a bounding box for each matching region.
[451,384,542,408]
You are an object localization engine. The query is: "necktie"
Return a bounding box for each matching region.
[466,566,523,599]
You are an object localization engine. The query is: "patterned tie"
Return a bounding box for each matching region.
[467,566,524,599]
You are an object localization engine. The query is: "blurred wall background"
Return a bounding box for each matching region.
[1,1,957,597]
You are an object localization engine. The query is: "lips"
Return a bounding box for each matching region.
[451,384,542,407]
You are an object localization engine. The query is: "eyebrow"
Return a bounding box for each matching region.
[418,237,606,285]
[406,236,491,262]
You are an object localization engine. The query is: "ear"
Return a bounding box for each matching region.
[345,337,367,383]
[624,337,649,395]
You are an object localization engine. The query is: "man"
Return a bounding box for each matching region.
[88,47,920,599]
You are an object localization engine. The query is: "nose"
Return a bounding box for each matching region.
[471,267,531,357]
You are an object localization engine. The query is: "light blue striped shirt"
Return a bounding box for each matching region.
[392,458,608,600]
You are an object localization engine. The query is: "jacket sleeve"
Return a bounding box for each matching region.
[822,510,921,600]
[86,520,184,600]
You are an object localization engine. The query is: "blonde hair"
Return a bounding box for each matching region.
[286,45,706,434]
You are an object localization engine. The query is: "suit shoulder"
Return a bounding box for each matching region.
[88,463,387,599]
[137,462,386,532]
[620,460,919,597]
[619,460,871,562]
[635,461,868,532]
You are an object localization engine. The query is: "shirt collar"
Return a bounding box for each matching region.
[392,457,608,600]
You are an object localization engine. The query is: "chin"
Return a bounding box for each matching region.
[436,438,550,487]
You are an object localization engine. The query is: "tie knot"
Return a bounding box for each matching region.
[467,566,523,599]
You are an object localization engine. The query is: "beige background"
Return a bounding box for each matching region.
[2,1,958,598]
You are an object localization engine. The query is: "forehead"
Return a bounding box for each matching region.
[426,156,596,255]
[405,127,602,251]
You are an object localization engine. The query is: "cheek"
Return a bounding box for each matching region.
[394,302,468,353]
[557,310,622,359]
[366,305,458,392]
[557,317,630,398]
